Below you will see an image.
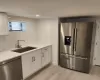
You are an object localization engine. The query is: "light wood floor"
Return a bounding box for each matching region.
[90,66,100,77]
[28,65,100,80]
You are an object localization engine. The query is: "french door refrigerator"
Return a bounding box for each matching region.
[59,22,93,73]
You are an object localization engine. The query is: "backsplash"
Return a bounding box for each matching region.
[0,35,16,52]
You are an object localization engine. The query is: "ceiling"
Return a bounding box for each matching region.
[0,0,100,18]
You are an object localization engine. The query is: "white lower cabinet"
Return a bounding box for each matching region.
[21,45,52,79]
[21,49,41,79]
[31,50,41,73]
[41,46,52,67]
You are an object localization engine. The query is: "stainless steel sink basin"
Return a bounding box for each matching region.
[12,46,37,53]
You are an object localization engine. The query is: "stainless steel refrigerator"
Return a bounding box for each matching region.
[59,22,93,73]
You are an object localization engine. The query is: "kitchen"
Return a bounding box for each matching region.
[0,13,58,80]
[0,0,100,80]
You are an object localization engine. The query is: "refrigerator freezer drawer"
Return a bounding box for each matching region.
[72,57,90,73]
[59,54,90,73]
[59,54,73,69]
[59,54,68,68]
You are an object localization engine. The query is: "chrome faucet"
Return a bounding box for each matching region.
[16,40,25,48]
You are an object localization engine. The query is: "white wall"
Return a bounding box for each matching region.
[93,20,100,66]
[36,19,51,44]
[0,16,37,51]
[50,19,58,65]
[89,23,96,69]
[0,16,59,65]
[37,19,58,65]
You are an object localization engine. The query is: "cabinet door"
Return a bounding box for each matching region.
[41,46,52,67]
[48,46,52,63]
[0,13,8,35]
[21,52,33,79]
[31,50,42,73]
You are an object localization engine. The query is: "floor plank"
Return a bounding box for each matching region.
[90,66,100,77]
[29,65,100,80]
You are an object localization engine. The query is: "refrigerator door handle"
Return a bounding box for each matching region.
[76,56,88,60]
[74,56,88,60]
[60,52,69,59]
[75,28,77,52]
[73,28,75,55]
[68,55,88,60]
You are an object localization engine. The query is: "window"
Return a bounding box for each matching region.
[9,22,26,31]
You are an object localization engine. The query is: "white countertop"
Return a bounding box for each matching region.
[0,44,51,63]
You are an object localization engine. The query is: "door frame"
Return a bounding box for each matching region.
[93,20,100,66]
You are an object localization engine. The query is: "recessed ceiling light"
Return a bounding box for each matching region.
[36,14,40,17]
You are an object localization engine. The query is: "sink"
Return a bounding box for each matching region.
[12,46,37,53]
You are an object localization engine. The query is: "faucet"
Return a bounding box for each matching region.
[16,40,25,48]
